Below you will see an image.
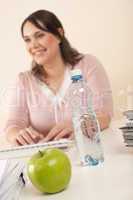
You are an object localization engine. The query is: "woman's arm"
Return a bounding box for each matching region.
[96,112,111,131]
[4,73,43,145]
[84,54,113,130]
[4,73,29,145]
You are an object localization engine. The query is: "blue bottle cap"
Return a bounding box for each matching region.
[71,69,83,81]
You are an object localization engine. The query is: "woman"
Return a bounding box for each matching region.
[5,10,113,146]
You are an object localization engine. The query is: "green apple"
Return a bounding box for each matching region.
[27,148,72,194]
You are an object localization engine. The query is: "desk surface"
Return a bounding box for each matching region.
[18,121,133,200]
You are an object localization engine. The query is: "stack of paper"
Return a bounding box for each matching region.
[119,121,133,146]
[119,110,133,146]
[0,160,8,185]
[0,159,26,199]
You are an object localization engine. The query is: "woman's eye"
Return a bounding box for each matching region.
[36,33,45,38]
[24,38,30,43]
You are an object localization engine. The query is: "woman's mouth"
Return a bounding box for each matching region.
[33,48,47,56]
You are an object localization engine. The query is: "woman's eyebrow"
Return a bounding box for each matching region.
[34,31,46,36]
[23,30,44,38]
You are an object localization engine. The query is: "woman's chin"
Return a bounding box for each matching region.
[35,59,47,66]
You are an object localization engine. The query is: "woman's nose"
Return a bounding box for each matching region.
[29,38,39,49]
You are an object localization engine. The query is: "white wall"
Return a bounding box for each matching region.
[0,0,132,122]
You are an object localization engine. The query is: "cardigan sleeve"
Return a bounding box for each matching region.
[4,72,30,133]
[82,54,113,118]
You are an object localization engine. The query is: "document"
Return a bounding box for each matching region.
[0,159,8,184]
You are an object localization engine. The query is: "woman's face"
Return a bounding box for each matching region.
[22,21,61,66]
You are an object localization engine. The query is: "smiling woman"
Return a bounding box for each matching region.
[4,9,113,146]
[22,21,62,68]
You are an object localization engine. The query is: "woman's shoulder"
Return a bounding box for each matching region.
[18,70,32,78]
[75,53,104,73]
[18,70,37,81]
[78,54,102,67]
[17,70,35,88]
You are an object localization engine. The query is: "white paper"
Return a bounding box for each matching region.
[0,159,8,183]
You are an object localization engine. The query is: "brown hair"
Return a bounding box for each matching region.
[21,10,83,80]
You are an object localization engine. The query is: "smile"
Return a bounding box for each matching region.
[33,49,47,55]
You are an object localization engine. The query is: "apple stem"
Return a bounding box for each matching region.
[39,150,43,156]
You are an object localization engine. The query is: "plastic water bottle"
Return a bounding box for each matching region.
[69,69,104,166]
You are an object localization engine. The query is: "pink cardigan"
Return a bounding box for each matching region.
[4,54,113,135]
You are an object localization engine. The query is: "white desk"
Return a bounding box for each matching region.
[20,121,133,200]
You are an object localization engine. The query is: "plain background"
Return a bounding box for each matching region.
[0,0,132,124]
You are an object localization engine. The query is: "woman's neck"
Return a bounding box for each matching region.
[42,55,66,81]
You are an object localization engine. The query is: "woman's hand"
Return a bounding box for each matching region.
[42,121,74,142]
[15,126,43,146]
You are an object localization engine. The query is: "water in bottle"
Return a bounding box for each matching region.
[69,69,104,166]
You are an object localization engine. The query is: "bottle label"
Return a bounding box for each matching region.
[80,113,98,140]
[72,114,103,166]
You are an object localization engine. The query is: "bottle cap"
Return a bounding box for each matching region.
[71,69,82,80]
